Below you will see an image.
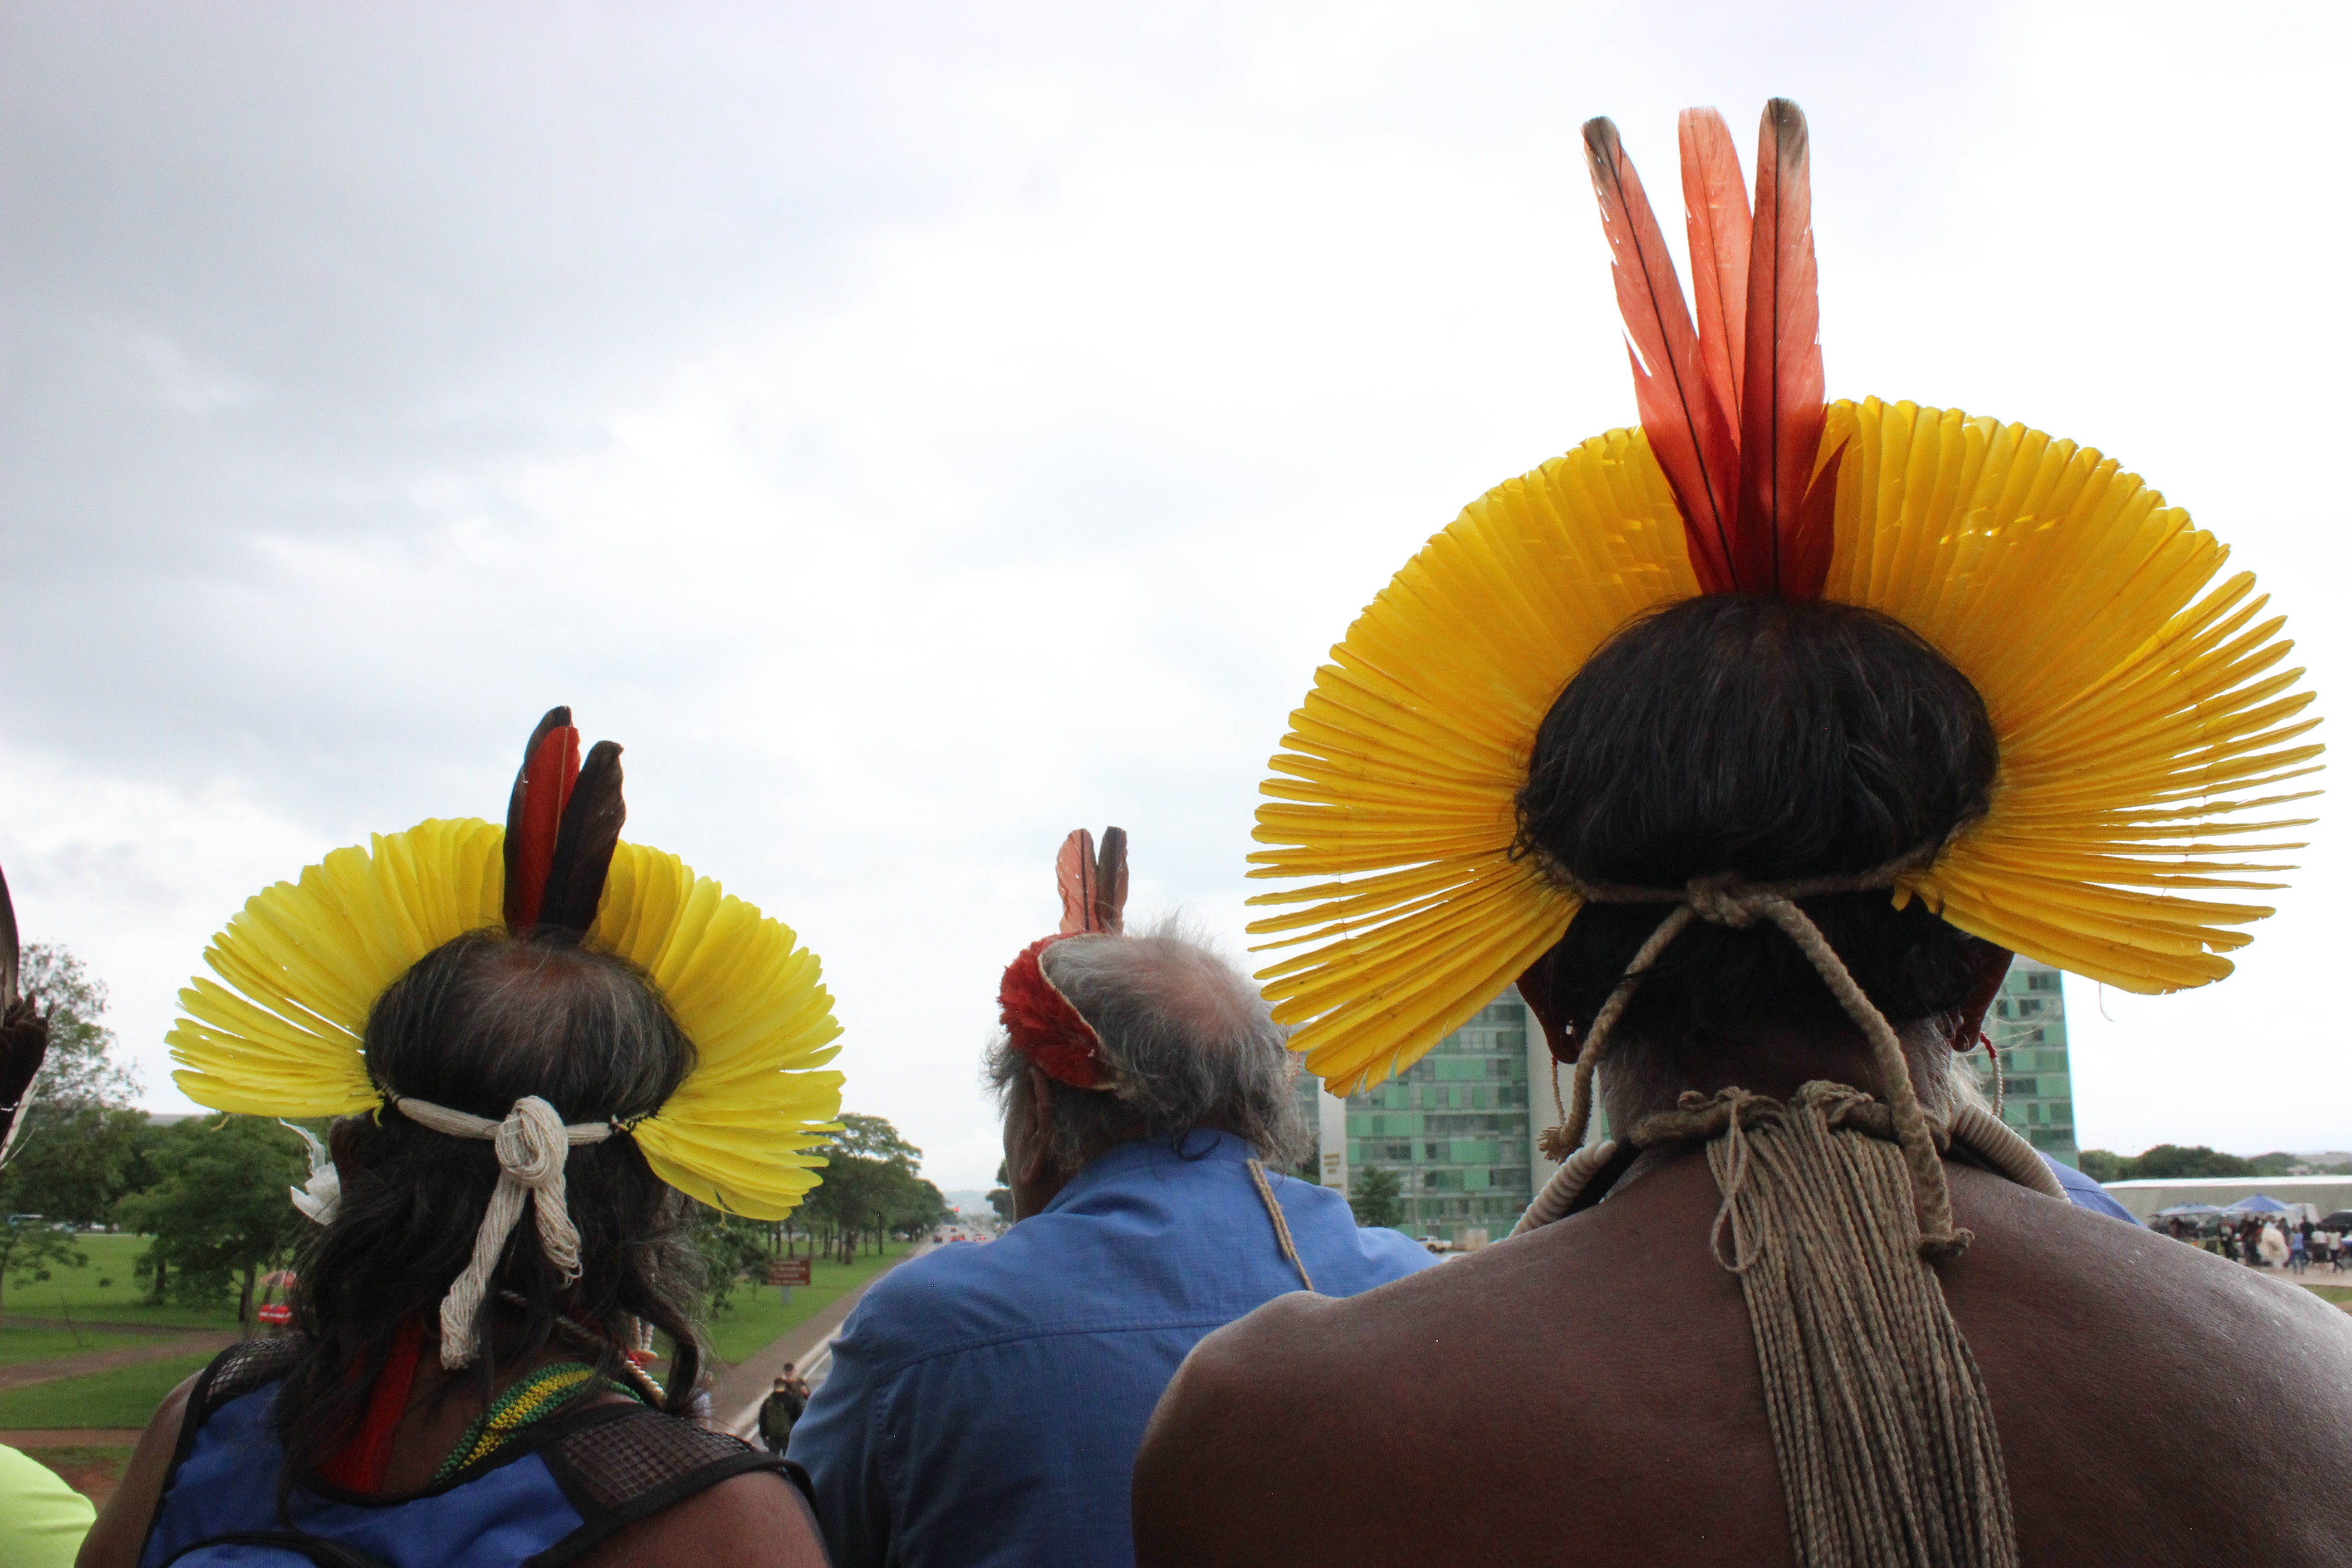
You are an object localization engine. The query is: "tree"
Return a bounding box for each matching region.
[2077,1143,2259,1182]
[800,1114,935,1262]
[117,1116,307,1325]
[2076,1149,2123,1183]
[691,1207,776,1316]
[0,944,144,1308]
[17,944,139,1109]
[1350,1166,1404,1230]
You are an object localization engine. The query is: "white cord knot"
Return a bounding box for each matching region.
[393,1094,612,1369]
[1685,874,1765,928]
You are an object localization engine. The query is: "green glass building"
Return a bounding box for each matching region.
[1318,991,1538,1246]
[1967,956,2078,1166]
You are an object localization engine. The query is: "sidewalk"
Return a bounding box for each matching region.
[712,1243,929,1439]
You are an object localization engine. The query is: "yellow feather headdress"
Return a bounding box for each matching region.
[1246,105,2321,1097]
[167,712,844,1218]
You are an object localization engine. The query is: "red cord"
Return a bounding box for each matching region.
[318,1317,424,1493]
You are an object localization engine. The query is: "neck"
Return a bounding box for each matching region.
[1600,1017,1960,1132]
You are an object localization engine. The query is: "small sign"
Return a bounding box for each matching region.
[766,1257,813,1287]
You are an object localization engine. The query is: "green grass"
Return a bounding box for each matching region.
[2300,1282,2352,1309]
[0,1348,218,1428]
[1,1235,246,1330]
[701,1242,913,1365]
[24,1445,133,1501]
[0,1324,174,1367]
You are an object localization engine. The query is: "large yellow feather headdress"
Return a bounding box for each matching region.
[1246,102,2321,1098]
[168,706,844,1218]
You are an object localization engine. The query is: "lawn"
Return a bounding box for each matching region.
[1,1234,246,1330]
[2300,1282,2352,1311]
[701,1242,913,1365]
[0,1348,218,1428]
[24,1445,134,1507]
[0,1324,174,1367]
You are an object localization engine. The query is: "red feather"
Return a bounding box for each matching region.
[509,724,580,929]
[1584,117,1743,595]
[1055,829,1099,936]
[1739,98,1831,598]
[1678,108,1751,431]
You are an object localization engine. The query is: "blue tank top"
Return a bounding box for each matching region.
[140,1340,789,1568]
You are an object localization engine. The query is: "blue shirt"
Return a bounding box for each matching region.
[790,1132,1435,1568]
[2040,1152,2139,1223]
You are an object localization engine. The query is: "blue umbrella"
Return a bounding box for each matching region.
[2223,1194,2293,1214]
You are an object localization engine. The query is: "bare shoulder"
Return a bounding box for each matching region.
[572,1467,829,1568]
[76,1370,199,1568]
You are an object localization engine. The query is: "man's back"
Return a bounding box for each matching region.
[1136,1154,2352,1567]
[793,1132,1432,1568]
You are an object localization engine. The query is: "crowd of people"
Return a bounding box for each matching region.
[2157,1212,2352,1273]
[2,96,2348,1568]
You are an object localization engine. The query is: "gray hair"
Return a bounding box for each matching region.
[985,917,1310,1175]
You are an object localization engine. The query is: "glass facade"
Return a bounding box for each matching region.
[1341,994,1534,1245]
[1966,957,2077,1166]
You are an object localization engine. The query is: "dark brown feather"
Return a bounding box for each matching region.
[539,740,627,939]
[1093,827,1129,936]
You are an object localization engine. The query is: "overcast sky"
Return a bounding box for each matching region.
[1,1,2342,1188]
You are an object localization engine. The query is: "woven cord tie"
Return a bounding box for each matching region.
[1524,844,1972,1260]
[394,1095,613,1369]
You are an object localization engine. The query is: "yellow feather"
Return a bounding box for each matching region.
[1248,399,2321,1085]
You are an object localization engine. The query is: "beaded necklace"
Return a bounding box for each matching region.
[430,1360,635,1484]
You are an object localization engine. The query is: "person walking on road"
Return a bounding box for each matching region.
[759,1369,808,1456]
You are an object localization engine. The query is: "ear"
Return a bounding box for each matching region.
[1516,943,1581,1066]
[329,1115,368,1183]
[1949,941,2015,1054]
[1016,1064,1059,1186]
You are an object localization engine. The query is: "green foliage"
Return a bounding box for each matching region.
[2247,1151,2302,1175]
[691,1208,777,1316]
[115,1116,307,1323]
[799,1114,951,1262]
[16,944,139,1109]
[4,1106,154,1226]
[0,944,149,1240]
[2080,1143,2259,1181]
[1349,1166,1404,1230]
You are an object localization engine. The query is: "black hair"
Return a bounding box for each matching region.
[274,929,707,1481]
[1515,594,2003,1055]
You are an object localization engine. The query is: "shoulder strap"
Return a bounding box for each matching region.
[150,1336,308,1545]
[528,1405,791,1567]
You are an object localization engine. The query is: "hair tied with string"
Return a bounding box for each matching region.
[393,1094,613,1369]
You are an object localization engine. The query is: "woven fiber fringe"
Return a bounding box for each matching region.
[1702,1084,2017,1568]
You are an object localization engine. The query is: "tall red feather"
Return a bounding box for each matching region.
[1055,829,1099,936]
[1678,108,1751,430]
[1738,98,1831,598]
[509,724,580,929]
[1583,117,1742,594]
